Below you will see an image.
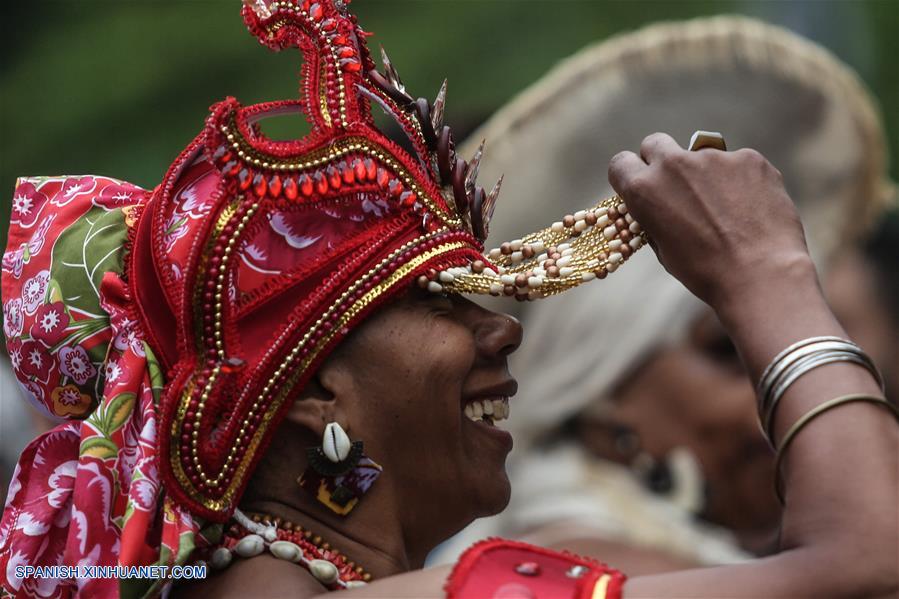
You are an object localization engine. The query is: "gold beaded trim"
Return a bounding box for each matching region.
[265,1,349,128]
[219,119,460,227]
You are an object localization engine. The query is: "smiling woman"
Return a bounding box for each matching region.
[1,1,897,599]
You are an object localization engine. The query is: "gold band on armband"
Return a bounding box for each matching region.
[774,394,899,503]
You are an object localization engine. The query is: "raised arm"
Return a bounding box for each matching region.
[322,134,898,599]
[608,133,898,598]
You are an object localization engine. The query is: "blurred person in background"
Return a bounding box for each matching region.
[826,211,899,402]
[433,16,895,574]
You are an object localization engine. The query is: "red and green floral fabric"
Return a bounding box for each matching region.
[1,176,213,598]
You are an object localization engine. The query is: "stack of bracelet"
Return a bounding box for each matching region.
[757,336,897,503]
[757,336,884,444]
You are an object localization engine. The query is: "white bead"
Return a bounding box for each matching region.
[536,253,548,262]
[581,272,596,282]
[211,547,233,570]
[606,260,619,273]
[438,271,455,283]
[270,540,301,562]
[573,220,587,232]
[561,248,574,257]
[235,534,265,558]
[629,221,642,234]
[500,274,516,285]
[574,210,587,220]
[510,239,523,251]
[596,214,610,228]
[346,581,368,588]
[488,248,502,259]
[528,276,544,288]
[551,221,564,233]
[608,239,623,251]
[483,268,497,277]
[531,241,545,254]
[489,283,503,295]
[511,251,523,263]
[609,252,623,264]
[617,203,628,214]
[427,281,443,293]
[309,559,340,584]
[556,256,572,268]
[630,237,643,250]
[559,267,574,277]
[625,213,634,224]
[557,243,571,252]
[603,225,617,240]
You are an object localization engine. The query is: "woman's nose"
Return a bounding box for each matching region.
[478,311,524,359]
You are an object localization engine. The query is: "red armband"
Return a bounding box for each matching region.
[445,538,626,599]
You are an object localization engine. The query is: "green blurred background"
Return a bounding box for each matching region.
[1,0,896,254]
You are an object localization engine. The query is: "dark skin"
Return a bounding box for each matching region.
[319,135,897,598]
[178,289,522,597]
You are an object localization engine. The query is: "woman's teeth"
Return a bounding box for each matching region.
[464,397,510,424]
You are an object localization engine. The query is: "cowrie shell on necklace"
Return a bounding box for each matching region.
[310,559,340,584]
[234,534,265,557]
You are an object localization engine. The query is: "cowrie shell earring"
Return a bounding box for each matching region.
[322,422,352,462]
[298,422,382,516]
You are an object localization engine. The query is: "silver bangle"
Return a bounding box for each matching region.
[757,338,864,414]
[757,336,847,402]
[757,336,885,447]
[762,350,881,446]
[761,341,865,407]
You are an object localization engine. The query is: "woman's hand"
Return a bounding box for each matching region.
[608,132,814,311]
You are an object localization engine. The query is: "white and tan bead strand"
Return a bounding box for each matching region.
[208,509,368,589]
[423,196,646,301]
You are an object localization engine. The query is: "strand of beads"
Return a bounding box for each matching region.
[204,509,371,589]
[421,196,646,300]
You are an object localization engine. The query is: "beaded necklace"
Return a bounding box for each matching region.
[204,508,372,590]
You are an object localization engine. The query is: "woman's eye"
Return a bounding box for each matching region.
[429,294,455,313]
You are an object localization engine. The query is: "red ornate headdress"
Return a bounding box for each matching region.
[134,0,643,522]
[1,1,640,595]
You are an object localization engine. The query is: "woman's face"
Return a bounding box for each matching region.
[608,310,780,536]
[330,289,522,542]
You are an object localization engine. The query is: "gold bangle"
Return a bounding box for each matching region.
[774,394,899,504]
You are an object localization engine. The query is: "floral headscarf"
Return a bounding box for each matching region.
[1,176,216,598]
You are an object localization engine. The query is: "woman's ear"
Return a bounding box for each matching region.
[283,357,356,437]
